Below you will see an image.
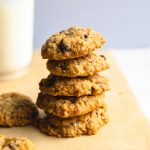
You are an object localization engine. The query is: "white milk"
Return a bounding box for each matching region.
[0,0,34,80]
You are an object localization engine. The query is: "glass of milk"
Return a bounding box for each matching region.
[0,0,34,80]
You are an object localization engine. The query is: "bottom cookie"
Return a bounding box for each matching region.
[38,108,108,138]
[0,135,35,150]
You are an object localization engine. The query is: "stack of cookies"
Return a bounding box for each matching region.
[36,26,110,138]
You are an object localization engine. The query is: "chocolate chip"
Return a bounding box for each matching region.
[45,115,50,122]
[91,87,95,94]
[40,76,57,87]
[8,144,15,150]
[95,111,99,116]
[45,119,52,127]
[84,34,88,39]
[49,75,57,86]
[60,62,67,70]
[100,55,106,60]
[58,40,69,53]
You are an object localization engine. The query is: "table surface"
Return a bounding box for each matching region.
[113,48,150,121]
[0,51,150,150]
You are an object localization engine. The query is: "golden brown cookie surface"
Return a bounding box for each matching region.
[36,93,105,118]
[39,74,110,97]
[0,93,38,127]
[46,53,109,77]
[41,26,105,60]
[38,108,108,138]
[0,135,35,150]
[46,104,107,127]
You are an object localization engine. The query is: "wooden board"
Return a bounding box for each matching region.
[0,51,150,150]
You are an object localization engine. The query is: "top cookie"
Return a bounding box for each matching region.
[41,26,105,60]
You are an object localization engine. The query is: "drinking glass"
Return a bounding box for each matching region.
[0,0,34,80]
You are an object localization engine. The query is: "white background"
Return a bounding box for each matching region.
[34,0,150,49]
[114,49,150,121]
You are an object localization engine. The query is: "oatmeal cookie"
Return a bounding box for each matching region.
[41,26,105,60]
[46,53,109,77]
[36,93,105,118]
[39,74,110,97]
[46,104,107,127]
[0,135,35,150]
[0,93,38,127]
[38,108,108,137]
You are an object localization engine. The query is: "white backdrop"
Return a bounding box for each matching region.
[34,0,150,49]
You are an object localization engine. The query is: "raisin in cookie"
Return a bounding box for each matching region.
[41,26,105,60]
[36,93,105,118]
[0,135,35,150]
[46,53,109,77]
[0,93,38,127]
[39,74,110,97]
[38,108,108,138]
